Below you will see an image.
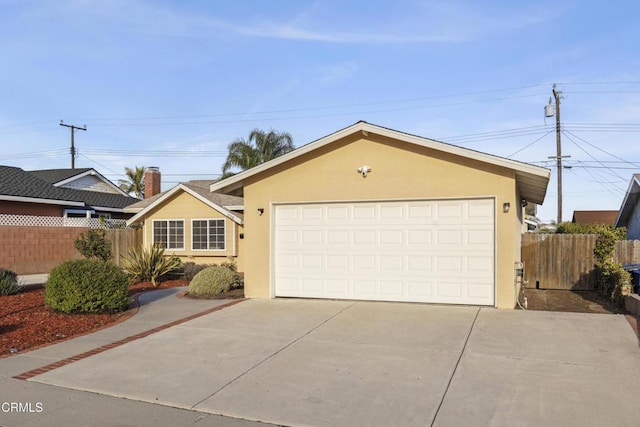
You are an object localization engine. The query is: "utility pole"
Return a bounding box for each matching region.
[545,85,568,224]
[60,121,86,169]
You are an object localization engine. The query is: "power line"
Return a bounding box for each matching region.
[506,130,554,158]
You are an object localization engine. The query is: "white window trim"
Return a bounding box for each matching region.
[191,218,226,252]
[152,219,185,251]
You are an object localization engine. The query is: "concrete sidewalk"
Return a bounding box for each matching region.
[17,274,48,288]
[6,298,640,427]
[0,287,266,427]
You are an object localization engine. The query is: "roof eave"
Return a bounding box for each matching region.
[210,121,552,201]
[615,175,640,226]
[126,184,243,226]
[0,194,85,207]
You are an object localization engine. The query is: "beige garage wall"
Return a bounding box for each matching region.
[242,133,520,308]
[140,191,244,271]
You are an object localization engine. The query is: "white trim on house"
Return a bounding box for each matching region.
[224,205,244,211]
[53,169,131,197]
[152,218,185,251]
[126,183,243,226]
[0,194,85,207]
[210,121,551,204]
[190,218,226,252]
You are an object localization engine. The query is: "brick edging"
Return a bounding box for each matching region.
[13,299,246,380]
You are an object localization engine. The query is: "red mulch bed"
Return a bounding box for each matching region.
[0,280,188,357]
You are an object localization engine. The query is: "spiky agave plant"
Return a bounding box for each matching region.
[121,245,181,286]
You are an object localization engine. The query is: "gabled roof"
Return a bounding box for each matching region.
[0,165,139,211]
[29,168,93,184]
[126,180,244,225]
[615,174,640,227]
[30,167,130,196]
[210,121,551,204]
[572,210,618,225]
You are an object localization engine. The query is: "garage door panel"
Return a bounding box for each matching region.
[274,200,495,305]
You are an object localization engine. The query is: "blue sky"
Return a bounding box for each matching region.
[1,0,639,222]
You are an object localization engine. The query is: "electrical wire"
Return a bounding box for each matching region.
[506,130,554,158]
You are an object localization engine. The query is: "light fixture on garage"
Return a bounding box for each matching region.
[503,202,511,213]
[257,208,264,216]
[357,165,371,178]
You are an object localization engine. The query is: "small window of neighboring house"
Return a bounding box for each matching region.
[192,219,225,251]
[153,220,184,250]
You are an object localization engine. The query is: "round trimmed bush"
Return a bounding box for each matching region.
[45,259,130,314]
[189,266,236,297]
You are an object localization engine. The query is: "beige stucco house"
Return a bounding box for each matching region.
[210,121,550,309]
[126,180,245,271]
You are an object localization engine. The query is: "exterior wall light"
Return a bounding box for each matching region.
[257,208,264,216]
[503,202,511,213]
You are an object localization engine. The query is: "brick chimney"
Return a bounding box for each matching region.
[144,167,161,199]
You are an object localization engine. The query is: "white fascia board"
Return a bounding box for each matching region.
[223,205,244,210]
[90,206,126,213]
[54,169,130,197]
[210,121,551,194]
[181,186,243,224]
[0,194,85,207]
[127,184,243,226]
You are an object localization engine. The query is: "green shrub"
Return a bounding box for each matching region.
[0,268,20,296]
[189,266,236,297]
[591,228,632,305]
[44,259,130,313]
[595,260,632,304]
[220,259,242,288]
[75,229,113,262]
[121,245,181,286]
[556,222,626,239]
[180,262,215,282]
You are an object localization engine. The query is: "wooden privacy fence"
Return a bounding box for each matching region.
[521,234,640,290]
[105,228,143,266]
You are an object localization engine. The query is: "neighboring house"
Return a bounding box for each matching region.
[523,202,541,232]
[209,121,550,309]
[0,166,139,221]
[126,179,245,271]
[572,210,618,225]
[615,173,640,239]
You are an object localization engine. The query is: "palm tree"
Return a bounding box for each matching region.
[221,129,294,178]
[118,166,145,198]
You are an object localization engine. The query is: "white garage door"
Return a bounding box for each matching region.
[274,199,495,305]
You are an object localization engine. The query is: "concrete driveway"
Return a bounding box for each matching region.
[21,299,640,426]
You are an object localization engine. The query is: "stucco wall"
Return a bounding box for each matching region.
[242,133,521,308]
[139,191,244,271]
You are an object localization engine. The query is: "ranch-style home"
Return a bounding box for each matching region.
[126,179,245,271]
[208,121,550,309]
[0,166,139,222]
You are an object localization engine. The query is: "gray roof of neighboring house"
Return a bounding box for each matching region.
[29,168,93,184]
[0,165,139,210]
[125,180,244,220]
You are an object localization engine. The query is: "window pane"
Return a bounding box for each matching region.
[153,221,168,248]
[167,220,184,249]
[192,220,207,250]
[209,219,225,250]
